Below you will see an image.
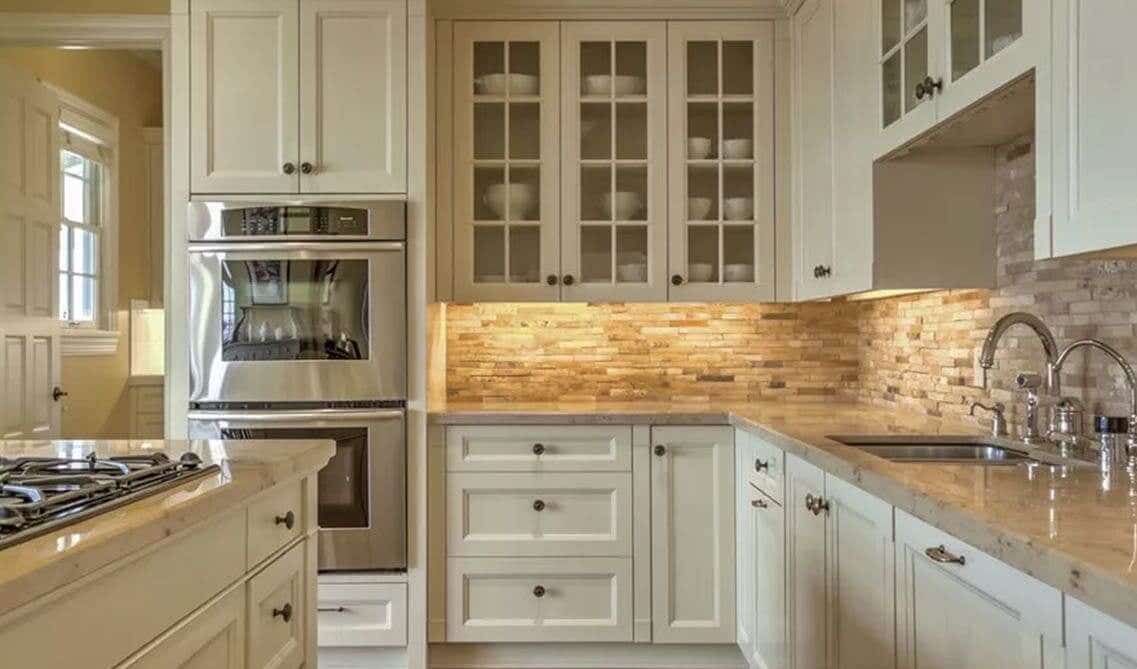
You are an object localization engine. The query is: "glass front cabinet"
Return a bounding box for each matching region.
[449,20,775,302]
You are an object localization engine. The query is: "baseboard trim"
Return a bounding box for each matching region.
[427,642,745,669]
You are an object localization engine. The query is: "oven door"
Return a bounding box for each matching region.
[187,408,406,571]
[189,242,405,403]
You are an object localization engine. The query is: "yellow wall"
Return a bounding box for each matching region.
[0,47,162,437]
[0,0,167,13]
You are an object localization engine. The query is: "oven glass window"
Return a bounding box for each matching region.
[220,259,370,361]
[221,206,369,237]
[216,427,369,529]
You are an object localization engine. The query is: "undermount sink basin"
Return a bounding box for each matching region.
[829,435,1036,465]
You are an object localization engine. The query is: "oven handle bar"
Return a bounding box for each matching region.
[187,409,405,423]
[186,241,405,254]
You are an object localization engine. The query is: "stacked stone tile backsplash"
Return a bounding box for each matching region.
[444,135,1137,433]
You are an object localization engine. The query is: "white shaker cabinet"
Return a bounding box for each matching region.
[735,433,757,663]
[785,454,827,668]
[650,426,735,644]
[1066,596,1137,669]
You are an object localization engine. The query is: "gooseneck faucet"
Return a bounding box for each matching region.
[1052,339,1137,456]
[978,312,1061,392]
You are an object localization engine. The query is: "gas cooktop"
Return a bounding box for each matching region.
[0,451,219,550]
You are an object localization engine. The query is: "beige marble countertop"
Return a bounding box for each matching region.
[432,400,1137,629]
[0,438,334,616]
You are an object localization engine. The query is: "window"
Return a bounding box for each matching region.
[59,149,103,323]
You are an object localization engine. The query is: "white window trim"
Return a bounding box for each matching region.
[48,84,121,355]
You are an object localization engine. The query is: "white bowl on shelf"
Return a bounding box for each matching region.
[723,263,754,282]
[583,75,612,95]
[688,263,715,282]
[483,183,536,219]
[723,197,754,221]
[477,73,539,95]
[613,75,646,95]
[616,263,648,282]
[688,197,713,221]
[688,137,713,159]
[722,138,753,160]
[602,191,643,220]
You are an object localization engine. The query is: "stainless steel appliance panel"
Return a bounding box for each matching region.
[188,199,405,241]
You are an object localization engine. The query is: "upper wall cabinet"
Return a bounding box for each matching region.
[190,0,406,194]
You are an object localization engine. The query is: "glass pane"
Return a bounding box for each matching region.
[473,103,505,159]
[71,274,95,321]
[687,226,719,283]
[508,166,540,221]
[615,41,647,95]
[508,41,540,89]
[581,41,612,95]
[615,226,648,283]
[722,41,753,95]
[905,0,927,30]
[508,226,541,283]
[62,150,85,177]
[58,273,69,320]
[219,259,368,360]
[509,102,540,159]
[882,0,902,54]
[614,166,647,221]
[473,226,505,283]
[882,51,902,127]
[687,165,718,221]
[474,166,506,221]
[58,225,68,271]
[64,173,85,223]
[581,103,612,160]
[904,28,929,113]
[473,42,505,94]
[687,41,718,96]
[723,226,755,282]
[722,103,754,159]
[315,429,370,528]
[723,165,754,221]
[986,0,1022,58]
[615,103,647,160]
[580,225,612,283]
[687,102,718,159]
[951,0,981,81]
[72,227,97,274]
[581,165,611,221]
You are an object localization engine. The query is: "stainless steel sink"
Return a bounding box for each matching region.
[829,435,1036,465]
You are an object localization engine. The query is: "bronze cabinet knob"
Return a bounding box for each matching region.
[282,162,296,175]
[272,602,293,622]
[654,445,666,457]
[533,585,546,598]
[532,499,546,512]
[275,510,295,530]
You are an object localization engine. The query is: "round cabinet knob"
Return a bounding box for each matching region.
[754,458,769,472]
[275,510,295,530]
[819,265,832,277]
[52,386,68,402]
[532,499,546,512]
[546,275,559,286]
[915,76,943,100]
[532,585,546,598]
[562,274,575,286]
[671,274,684,286]
[272,602,293,623]
[282,162,296,175]
[805,493,816,512]
[300,161,315,174]
[532,443,545,455]
[654,445,666,457]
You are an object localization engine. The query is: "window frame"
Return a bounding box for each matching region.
[59,144,106,327]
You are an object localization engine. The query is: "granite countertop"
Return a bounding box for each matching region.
[0,438,335,617]
[432,400,1137,629]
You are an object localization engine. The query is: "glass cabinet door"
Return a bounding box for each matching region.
[879,0,936,129]
[560,22,667,301]
[947,0,1022,83]
[667,22,775,300]
[453,22,560,300]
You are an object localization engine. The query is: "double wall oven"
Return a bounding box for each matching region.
[187,199,406,571]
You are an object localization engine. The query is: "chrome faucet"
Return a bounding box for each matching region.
[1051,339,1137,458]
[969,401,1007,437]
[978,312,1061,392]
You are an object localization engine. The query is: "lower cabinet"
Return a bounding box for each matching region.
[247,541,307,669]
[1066,596,1137,669]
[121,587,247,669]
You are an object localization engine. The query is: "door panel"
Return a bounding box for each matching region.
[785,453,826,669]
[121,587,246,669]
[753,488,786,669]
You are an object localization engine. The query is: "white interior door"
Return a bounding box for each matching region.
[300,0,406,193]
[191,0,300,194]
[0,330,60,439]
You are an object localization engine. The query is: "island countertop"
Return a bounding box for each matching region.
[431,400,1137,629]
[0,438,334,617]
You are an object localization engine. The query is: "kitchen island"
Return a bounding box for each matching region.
[0,438,334,668]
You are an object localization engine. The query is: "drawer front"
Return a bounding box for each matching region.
[248,541,307,669]
[447,425,632,472]
[746,433,784,504]
[318,582,406,648]
[447,557,632,643]
[447,472,632,557]
[247,481,305,569]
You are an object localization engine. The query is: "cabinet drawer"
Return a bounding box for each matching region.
[446,557,632,643]
[747,434,784,504]
[248,541,307,669]
[447,425,632,472]
[447,472,632,557]
[247,481,305,569]
[318,582,406,648]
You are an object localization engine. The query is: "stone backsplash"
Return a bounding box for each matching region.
[443,136,1137,432]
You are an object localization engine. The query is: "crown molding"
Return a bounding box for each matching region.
[0,13,169,49]
[430,0,790,21]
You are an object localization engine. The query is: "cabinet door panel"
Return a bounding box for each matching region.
[785,453,826,669]
[735,432,756,662]
[25,334,58,438]
[752,488,786,669]
[191,0,299,194]
[300,0,406,193]
[651,426,735,643]
[121,587,246,669]
[247,542,307,669]
[1066,596,1137,669]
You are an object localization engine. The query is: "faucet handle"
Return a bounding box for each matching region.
[970,401,1008,437]
[1014,372,1043,391]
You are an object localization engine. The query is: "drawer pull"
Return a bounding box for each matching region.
[272,603,293,623]
[532,585,546,598]
[275,510,295,530]
[532,443,545,455]
[654,445,666,457]
[805,493,829,516]
[925,545,966,566]
[751,498,768,508]
[755,458,769,472]
[532,499,546,511]
[317,606,348,613]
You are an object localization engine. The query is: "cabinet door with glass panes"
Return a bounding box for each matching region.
[667,22,775,301]
[939,0,1031,121]
[877,0,940,154]
[453,22,560,301]
[560,22,667,301]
